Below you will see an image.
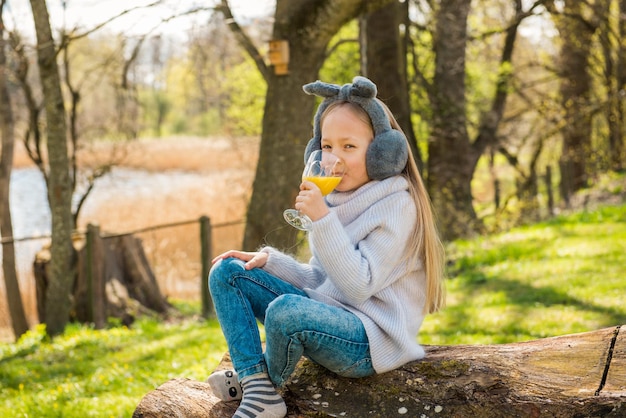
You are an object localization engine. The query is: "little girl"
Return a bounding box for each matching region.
[207,76,445,418]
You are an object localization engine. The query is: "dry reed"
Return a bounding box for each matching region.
[1,136,258,341]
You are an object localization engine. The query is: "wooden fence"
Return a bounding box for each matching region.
[1,216,244,325]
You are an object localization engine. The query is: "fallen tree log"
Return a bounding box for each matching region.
[133,325,625,417]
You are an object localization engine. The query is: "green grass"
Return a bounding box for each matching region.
[0,312,227,418]
[1,203,625,417]
[420,204,626,345]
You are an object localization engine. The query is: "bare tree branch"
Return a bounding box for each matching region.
[62,0,165,43]
[217,0,269,81]
[72,165,112,226]
[325,38,358,59]
[11,32,47,178]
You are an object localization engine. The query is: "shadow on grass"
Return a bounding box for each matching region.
[0,319,223,393]
[440,267,626,343]
[440,205,626,343]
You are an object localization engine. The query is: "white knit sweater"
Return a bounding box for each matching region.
[261,176,427,373]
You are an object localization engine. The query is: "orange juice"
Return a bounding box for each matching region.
[304,176,342,196]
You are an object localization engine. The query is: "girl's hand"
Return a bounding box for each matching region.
[212,250,268,270]
[295,181,330,222]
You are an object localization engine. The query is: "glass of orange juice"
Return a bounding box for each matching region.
[283,150,344,231]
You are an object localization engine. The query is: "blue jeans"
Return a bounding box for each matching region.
[209,257,375,386]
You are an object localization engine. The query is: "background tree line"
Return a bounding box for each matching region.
[0,0,624,339]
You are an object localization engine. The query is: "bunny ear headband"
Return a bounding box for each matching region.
[302,76,408,181]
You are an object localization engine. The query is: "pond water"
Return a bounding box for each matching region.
[9,168,51,239]
[2,166,222,333]
[8,166,212,239]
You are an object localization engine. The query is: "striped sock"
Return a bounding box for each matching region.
[233,373,287,418]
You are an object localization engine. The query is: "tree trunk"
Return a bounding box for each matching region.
[361,0,422,169]
[426,0,476,240]
[427,0,530,240]
[0,7,30,340]
[611,0,626,171]
[133,325,626,417]
[554,0,605,201]
[34,231,171,327]
[29,0,76,336]
[238,0,395,251]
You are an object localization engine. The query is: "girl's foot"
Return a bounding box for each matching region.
[206,370,242,401]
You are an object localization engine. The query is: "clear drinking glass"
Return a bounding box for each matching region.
[283,150,345,231]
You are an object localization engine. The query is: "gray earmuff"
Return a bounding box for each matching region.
[302,76,408,180]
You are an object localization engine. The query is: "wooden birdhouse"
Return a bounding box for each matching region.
[268,40,289,75]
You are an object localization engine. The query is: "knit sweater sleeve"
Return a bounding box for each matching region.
[259,246,326,290]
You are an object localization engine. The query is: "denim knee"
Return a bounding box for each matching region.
[209,257,242,293]
[265,294,306,332]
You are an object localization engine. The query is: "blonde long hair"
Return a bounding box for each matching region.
[321,100,446,314]
[401,137,446,314]
[384,102,446,314]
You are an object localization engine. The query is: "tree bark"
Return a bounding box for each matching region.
[553,0,606,202]
[618,0,626,171]
[426,0,476,240]
[133,325,625,417]
[427,0,536,240]
[34,232,171,327]
[229,0,395,252]
[361,0,422,169]
[0,4,30,340]
[29,0,76,336]
[609,0,626,171]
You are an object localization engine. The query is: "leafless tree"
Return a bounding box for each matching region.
[0,0,29,340]
[29,0,75,336]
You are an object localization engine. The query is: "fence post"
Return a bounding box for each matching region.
[200,216,214,318]
[86,223,106,329]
